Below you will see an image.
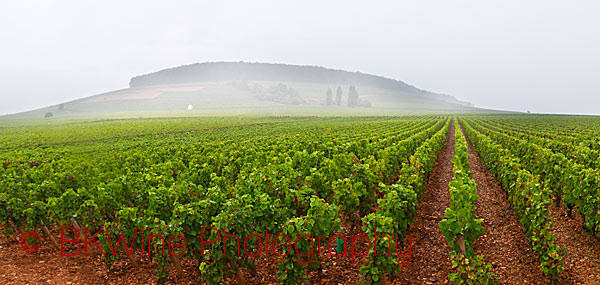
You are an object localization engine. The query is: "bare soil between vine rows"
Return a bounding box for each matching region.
[392,121,455,284]
[548,198,600,283]
[460,125,548,284]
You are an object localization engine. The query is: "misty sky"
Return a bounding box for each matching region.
[1,0,599,115]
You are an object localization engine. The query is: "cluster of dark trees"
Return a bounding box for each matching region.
[325,86,371,107]
[265,83,304,105]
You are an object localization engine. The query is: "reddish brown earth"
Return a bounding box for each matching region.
[460,125,548,284]
[392,122,455,284]
[549,203,600,284]
[0,225,202,284]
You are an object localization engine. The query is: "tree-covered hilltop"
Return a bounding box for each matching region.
[129,62,473,107]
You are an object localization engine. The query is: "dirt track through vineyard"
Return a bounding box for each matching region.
[393,122,455,283]
[460,124,548,284]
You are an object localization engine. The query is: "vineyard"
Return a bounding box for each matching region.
[1,115,600,284]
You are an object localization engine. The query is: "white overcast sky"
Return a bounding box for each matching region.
[1,0,599,115]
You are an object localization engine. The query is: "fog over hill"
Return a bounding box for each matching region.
[3,62,492,120]
[130,62,473,107]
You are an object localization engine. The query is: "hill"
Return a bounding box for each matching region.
[3,62,493,119]
[130,62,474,107]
